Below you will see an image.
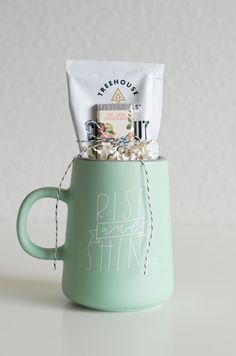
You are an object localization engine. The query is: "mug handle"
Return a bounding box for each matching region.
[17,187,68,260]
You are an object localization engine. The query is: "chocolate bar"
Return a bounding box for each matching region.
[96,104,134,141]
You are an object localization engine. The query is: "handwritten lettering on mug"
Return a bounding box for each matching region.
[86,189,150,272]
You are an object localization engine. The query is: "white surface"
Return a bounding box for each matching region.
[1,222,236,356]
[0,0,236,224]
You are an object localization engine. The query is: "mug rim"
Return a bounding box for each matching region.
[77,156,167,163]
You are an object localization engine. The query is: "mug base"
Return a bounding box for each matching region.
[63,291,166,312]
[77,302,164,313]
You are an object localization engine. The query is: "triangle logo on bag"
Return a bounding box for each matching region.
[111,88,125,103]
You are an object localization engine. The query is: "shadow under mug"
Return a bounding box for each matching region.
[17,157,174,311]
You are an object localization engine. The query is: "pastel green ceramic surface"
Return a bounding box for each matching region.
[17,158,174,311]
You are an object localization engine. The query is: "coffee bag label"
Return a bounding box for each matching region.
[66,60,164,149]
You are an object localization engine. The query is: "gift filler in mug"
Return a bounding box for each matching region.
[17,60,174,311]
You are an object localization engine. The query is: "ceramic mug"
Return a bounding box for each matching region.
[17,158,174,311]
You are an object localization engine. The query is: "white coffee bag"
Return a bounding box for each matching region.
[66,60,164,151]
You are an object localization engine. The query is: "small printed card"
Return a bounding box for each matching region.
[96,104,134,141]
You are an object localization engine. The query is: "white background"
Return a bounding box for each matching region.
[0,0,235,224]
[0,1,235,355]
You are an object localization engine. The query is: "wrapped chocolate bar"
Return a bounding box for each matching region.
[96,104,134,141]
[66,60,164,159]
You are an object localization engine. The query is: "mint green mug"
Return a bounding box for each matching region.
[17,158,173,311]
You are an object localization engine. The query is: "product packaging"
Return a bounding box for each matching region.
[66,60,164,160]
